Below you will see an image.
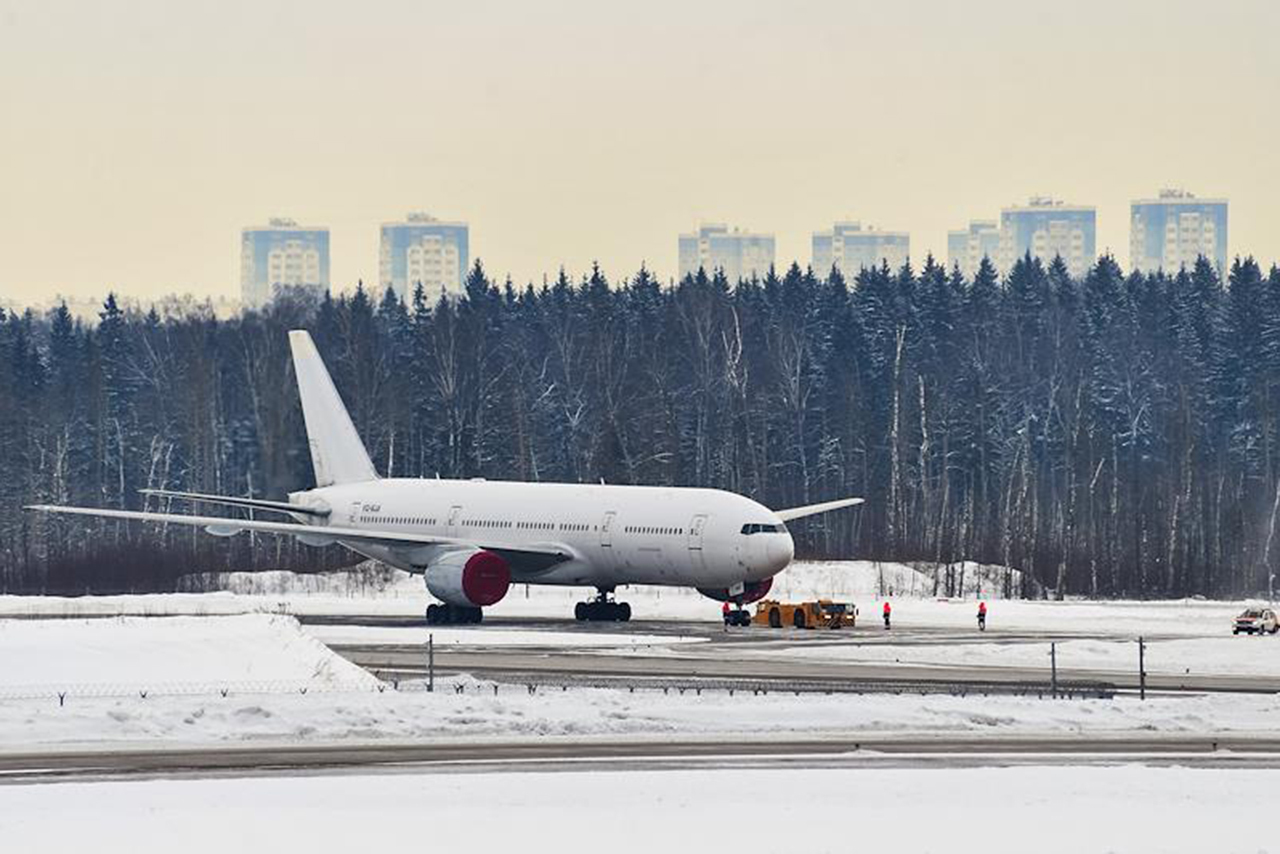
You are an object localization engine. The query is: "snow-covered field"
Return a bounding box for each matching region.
[2,765,1275,854]
[5,673,1280,749]
[2,612,1280,749]
[1,562,1278,755]
[769,633,1280,679]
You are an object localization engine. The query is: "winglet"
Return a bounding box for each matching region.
[774,497,864,523]
[288,330,379,487]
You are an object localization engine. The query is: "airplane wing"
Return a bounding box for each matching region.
[25,504,570,573]
[139,489,330,518]
[774,496,865,522]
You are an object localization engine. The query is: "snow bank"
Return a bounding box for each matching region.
[772,559,1024,599]
[4,671,1280,750]
[179,565,405,596]
[0,614,377,693]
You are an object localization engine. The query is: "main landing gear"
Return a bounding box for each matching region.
[575,589,631,622]
[724,608,751,627]
[426,603,483,625]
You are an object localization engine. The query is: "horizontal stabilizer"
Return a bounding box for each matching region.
[774,496,864,523]
[140,489,329,517]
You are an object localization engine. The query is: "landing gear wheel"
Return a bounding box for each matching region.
[793,609,807,629]
[425,603,483,626]
[575,591,631,622]
[768,608,781,628]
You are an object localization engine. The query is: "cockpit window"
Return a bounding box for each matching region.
[741,523,786,535]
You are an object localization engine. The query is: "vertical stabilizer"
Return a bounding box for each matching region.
[288,330,379,486]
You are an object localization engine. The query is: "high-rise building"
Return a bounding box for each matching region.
[998,197,1097,279]
[240,219,330,308]
[812,222,909,278]
[1130,189,1228,274]
[677,223,775,282]
[379,213,469,298]
[946,220,1000,278]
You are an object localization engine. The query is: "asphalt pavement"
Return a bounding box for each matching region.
[315,614,1280,695]
[5,734,1280,784]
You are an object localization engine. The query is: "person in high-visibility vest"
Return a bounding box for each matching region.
[882,600,892,630]
[722,600,732,626]
[977,600,987,631]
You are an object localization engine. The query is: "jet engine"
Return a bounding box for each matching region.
[696,577,772,604]
[425,548,512,607]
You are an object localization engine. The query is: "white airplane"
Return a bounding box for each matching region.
[28,331,863,625]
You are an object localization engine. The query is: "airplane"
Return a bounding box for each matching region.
[28,330,863,625]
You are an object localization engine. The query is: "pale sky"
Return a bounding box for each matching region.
[1,0,1277,301]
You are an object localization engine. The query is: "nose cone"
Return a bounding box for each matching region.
[766,532,795,574]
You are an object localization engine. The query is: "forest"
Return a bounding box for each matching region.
[2,252,1280,599]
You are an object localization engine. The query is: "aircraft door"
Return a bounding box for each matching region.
[348,501,363,525]
[687,514,708,571]
[447,505,463,538]
[599,511,619,573]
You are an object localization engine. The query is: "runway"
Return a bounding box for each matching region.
[312,616,1280,695]
[6,734,1280,783]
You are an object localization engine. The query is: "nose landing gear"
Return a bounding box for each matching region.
[575,588,631,622]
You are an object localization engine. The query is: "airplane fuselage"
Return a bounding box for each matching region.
[294,478,795,590]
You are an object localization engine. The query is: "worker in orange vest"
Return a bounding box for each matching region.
[978,600,987,631]
[882,600,892,630]
[722,600,732,627]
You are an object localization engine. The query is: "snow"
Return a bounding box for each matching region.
[3,564,1279,755]
[0,560,1026,621]
[0,614,377,693]
[869,595,1250,637]
[3,610,1280,749]
[0,560,1260,635]
[773,558,1024,599]
[5,668,1280,750]
[1,765,1276,853]
[769,634,1280,679]
[748,588,1280,681]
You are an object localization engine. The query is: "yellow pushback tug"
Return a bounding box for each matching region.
[752,599,857,629]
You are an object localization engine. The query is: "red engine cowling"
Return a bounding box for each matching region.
[696,578,773,604]
[425,549,511,607]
